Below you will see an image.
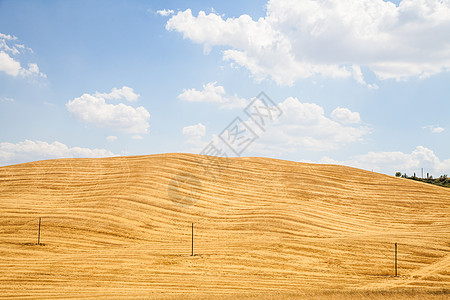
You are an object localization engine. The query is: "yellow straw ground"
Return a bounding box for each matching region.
[0,153,449,299]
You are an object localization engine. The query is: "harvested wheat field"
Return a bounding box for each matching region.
[0,153,449,299]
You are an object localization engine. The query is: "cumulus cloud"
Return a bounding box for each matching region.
[182,123,207,148]
[0,32,45,78]
[176,97,368,157]
[0,52,21,76]
[66,87,150,135]
[166,0,450,86]
[156,9,174,16]
[178,82,248,109]
[331,107,361,124]
[180,97,369,157]
[244,97,370,156]
[182,123,206,137]
[422,125,445,133]
[0,140,115,167]
[320,146,450,177]
[95,86,140,102]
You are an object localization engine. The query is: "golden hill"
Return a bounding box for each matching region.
[0,153,449,299]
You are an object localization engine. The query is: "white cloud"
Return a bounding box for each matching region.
[320,146,450,177]
[245,97,370,156]
[106,135,118,142]
[331,107,361,124]
[178,82,248,109]
[0,97,14,102]
[156,9,174,16]
[0,33,17,41]
[166,1,450,86]
[422,125,445,133]
[184,97,369,157]
[0,32,45,78]
[179,82,224,102]
[181,123,208,153]
[0,140,115,167]
[19,62,46,78]
[95,86,140,102]
[0,51,21,76]
[182,123,206,138]
[66,87,150,135]
[182,123,207,148]
[432,127,445,133]
[176,97,368,157]
[0,34,20,55]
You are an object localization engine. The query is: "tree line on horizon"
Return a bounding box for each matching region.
[395,172,450,188]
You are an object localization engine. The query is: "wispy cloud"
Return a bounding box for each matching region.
[156,9,174,16]
[0,32,46,78]
[422,125,445,133]
[0,97,14,102]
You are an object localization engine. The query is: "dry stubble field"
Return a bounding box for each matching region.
[0,153,449,299]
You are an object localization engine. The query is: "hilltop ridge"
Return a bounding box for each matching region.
[0,153,449,298]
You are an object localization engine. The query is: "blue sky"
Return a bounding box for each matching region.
[0,0,449,176]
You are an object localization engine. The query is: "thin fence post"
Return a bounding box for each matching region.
[395,242,398,277]
[37,217,41,245]
[191,223,194,256]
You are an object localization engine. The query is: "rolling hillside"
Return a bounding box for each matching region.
[0,153,449,299]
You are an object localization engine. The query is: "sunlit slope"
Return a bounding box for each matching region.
[0,153,449,298]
